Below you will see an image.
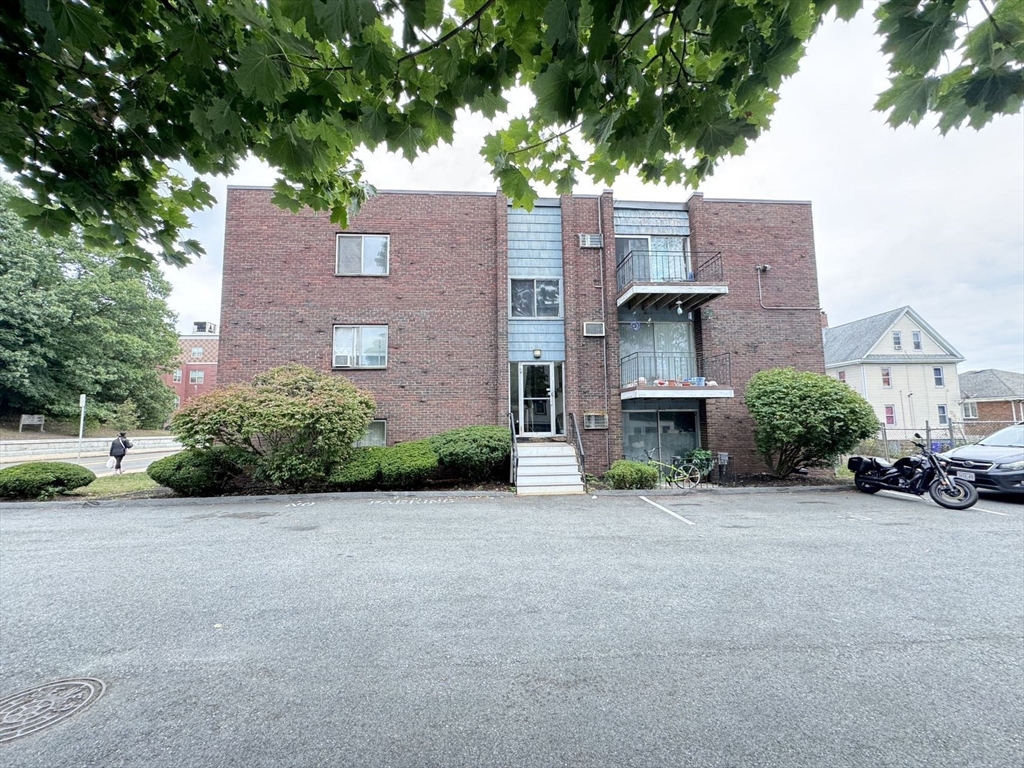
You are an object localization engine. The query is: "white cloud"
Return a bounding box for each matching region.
[165,11,1024,373]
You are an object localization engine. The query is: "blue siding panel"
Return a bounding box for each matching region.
[507,206,565,361]
[614,209,690,237]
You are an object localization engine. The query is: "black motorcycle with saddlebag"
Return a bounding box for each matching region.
[848,434,979,510]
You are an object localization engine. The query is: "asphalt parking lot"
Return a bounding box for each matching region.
[1,488,1022,767]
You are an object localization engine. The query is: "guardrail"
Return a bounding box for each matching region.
[507,411,519,485]
[616,250,723,291]
[567,412,587,493]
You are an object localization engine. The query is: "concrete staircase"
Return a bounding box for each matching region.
[515,442,586,495]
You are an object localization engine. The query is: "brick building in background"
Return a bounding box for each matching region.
[219,187,825,480]
[161,321,219,411]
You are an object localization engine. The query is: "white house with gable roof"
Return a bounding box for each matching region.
[823,306,964,431]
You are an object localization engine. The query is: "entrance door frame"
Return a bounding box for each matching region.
[518,361,558,437]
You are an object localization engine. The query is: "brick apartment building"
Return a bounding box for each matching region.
[161,321,220,411]
[219,187,825,476]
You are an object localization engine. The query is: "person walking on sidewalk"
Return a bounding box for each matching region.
[109,432,133,475]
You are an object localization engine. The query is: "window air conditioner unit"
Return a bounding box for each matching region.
[334,354,354,367]
[584,413,609,430]
[578,234,603,249]
[582,321,606,337]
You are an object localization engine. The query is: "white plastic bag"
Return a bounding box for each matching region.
[106,457,116,469]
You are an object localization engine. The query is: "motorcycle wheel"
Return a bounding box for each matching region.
[854,474,880,494]
[928,478,979,510]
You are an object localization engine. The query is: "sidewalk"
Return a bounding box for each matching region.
[0,436,182,465]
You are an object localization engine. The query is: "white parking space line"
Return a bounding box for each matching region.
[976,508,1011,516]
[639,496,696,525]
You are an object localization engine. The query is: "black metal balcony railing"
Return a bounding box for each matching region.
[615,250,724,292]
[620,352,732,389]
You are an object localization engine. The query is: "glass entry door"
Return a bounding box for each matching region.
[520,363,556,436]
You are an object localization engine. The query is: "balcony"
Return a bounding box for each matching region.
[615,250,728,312]
[620,352,734,400]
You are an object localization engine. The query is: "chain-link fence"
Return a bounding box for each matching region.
[853,420,1019,461]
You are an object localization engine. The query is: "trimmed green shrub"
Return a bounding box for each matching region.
[429,425,511,480]
[378,440,439,489]
[603,460,659,490]
[170,364,375,490]
[146,446,249,497]
[0,462,96,499]
[745,367,879,477]
[329,447,384,490]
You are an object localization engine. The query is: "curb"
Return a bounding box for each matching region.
[0,483,855,511]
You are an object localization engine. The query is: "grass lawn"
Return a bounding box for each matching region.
[67,472,165,499]
[0,421,170,441]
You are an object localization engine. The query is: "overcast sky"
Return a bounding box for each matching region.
[164,10,1024,374]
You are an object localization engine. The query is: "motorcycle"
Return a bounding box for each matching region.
[848,434,979,510]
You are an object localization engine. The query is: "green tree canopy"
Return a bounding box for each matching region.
[2,0,1021,269]
[0,181,180,426]
[745,367,879,477]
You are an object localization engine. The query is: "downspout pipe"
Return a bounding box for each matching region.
[755,265,820,311]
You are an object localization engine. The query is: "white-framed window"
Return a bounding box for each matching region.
[172,369,182,383]
[892,331,902,350]
[837,370,846,383]
[173,396,180,409]
[191,346,204,358]
[881,367,892,387]
[884,405,896,426]
[937,405,948,425]
[189,370,204,384]
[355,420,387,447]
[336,234,389,275]
[912,331,922,350]
[333,325,388,368]
[510,278,561,318]
[962,401,978,419]
[933,367,945,387]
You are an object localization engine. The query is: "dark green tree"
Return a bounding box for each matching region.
[745,367,879,477]
[1,0,1019,269]
[0,182,180,426]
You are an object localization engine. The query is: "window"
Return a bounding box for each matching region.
[511,279,561,318]
[881,367,892,387]
[892,331,902,350]
[884,405,896,426]
[937,405,948,425]
[355,420,387,447]
[837,370,846,383]
[963,401,978,419]
[191,346,203,358]
[933,367,945,387]
[189,370,205,384]
[912,331,922,350]
[333,325,388,367]
[172,369,182,383]
[336,234,389,275]
[173,396,180,409]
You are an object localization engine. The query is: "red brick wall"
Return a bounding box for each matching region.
[976,400,1020,422]
[560,191,622,472]
[160,336,219,409]
[687,195,826,474]
[220,188,503,444]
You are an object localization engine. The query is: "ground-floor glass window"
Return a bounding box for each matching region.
[623,410,698,463]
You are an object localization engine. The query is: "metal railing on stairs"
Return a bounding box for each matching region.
[507,411,519,486]
[567,412,587,493]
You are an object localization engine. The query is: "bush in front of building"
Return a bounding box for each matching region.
[329,447,384,491]
[429,426,511,480]
[170,364,376,490]
[146,446,249,497]
[603,460,659,490]
[745,367,879,478]
[378,440,440,489]
[0,462,96,500]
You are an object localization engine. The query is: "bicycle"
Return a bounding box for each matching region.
[643,448,702,489]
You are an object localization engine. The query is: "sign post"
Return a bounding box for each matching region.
[77,394,86,459]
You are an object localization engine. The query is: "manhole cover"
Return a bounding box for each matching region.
[0,678,105,743]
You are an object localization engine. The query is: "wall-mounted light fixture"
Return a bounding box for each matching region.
[533,348,542,359]
[675,300,684,315]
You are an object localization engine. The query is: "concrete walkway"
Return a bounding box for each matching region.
[0,436,182,466]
